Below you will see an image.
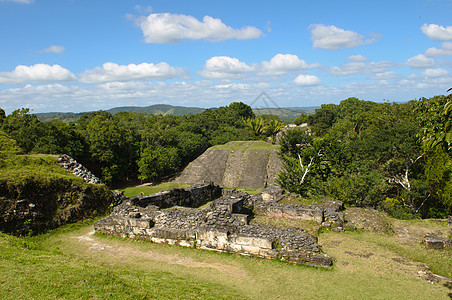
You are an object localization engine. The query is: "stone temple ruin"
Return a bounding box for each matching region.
[95,182,345,268]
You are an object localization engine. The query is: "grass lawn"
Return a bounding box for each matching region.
[0,217,450,299]
[120,182,191,197]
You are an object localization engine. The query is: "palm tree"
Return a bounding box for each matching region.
[265,119,285,144]
[244,117,265,137]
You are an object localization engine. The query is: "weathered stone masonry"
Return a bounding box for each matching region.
[95,182,338,268]
[58,154,102,185]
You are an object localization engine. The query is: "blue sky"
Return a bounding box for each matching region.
[0,0,451,113]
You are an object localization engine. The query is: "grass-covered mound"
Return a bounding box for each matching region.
[173,140,282,189]
[0,131,113,235]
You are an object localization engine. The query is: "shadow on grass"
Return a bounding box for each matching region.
[444,281,452,299]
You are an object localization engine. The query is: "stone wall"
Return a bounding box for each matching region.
[94,183,333,268]
[251,188,344,229]
[0,178,113,235]
[132,182,222,209]
[58,154,102,184]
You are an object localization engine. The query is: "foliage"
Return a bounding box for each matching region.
[228,101,255,119]
[138,146,181,181]
[294,112,308,125]
[277,128,325,196]
[416,94,452,150]
[0,103,258,185]
[2,95,452,219]
[424,147,452,217]
[244,116,265,137]
[264,119,285,144]
[276,97,451,218]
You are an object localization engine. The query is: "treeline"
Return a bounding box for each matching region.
[278,95,452,219]
[1,95,451,219]
[0,102,280,185]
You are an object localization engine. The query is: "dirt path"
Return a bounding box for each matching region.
[74,231,247,278]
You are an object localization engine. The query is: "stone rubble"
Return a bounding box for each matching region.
[94,182,340,268]
[57,154,102,185]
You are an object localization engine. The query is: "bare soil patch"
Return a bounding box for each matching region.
[74,231,247,278]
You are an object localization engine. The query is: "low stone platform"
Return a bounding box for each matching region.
[94,182,333,268]
[423,233,452,249]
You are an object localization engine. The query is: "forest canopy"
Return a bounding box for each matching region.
[1,95,451,219]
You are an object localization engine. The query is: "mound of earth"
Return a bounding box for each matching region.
[173,141,282,189]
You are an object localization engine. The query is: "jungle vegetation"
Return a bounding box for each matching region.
[1,94,451,219]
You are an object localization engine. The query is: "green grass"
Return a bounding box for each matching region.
[0,222,242,299]
[223,188,262,195]
[121,182,191,197]
[0,219,450,299]
[279,194,321,205]
[0,154,82,185]
[209,140,280,150]
[0,132,84,185]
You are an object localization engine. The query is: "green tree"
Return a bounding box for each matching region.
[138,146,181,181]
[294,112,308,125]
[264,119,284,144]
[416,94,452,150]
[244,117,265,137]
[228,102,255,119]
[77,111,133,185]
[424,147,452,217]
[308,104,338,135]
[1,108,41,153]
[277,128,325,195]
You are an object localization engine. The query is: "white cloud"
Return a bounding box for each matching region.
[347,55,370,62]
[405,54,435,69]
[0,64,76,84]
[134,5,152,14]
[309,24,377,50]
[199,56,254,79]
[39,45,65,54]
[425,42,452,57]
[294,74,321,86]
[0,0,34,3]
[422,68,450,78]
[259,54,317,76]
[137,13,262,43]
[329,61,394,76]
[79,62,187,83]
[214,83,252,90]
[421,23,452,41]
[370,71,400,80]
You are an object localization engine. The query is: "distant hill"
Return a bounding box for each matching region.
[106,104,205,116]
[34,112,85,123]
[34,104,319,123]
[283,106,319,115]
[254,108,300,122]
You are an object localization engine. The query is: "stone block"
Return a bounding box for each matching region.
[233,236,273,249]
[231,213,248,225]
[424,233,452,249]
[262,186,283,202]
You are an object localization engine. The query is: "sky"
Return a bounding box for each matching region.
[0,0,452,114]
